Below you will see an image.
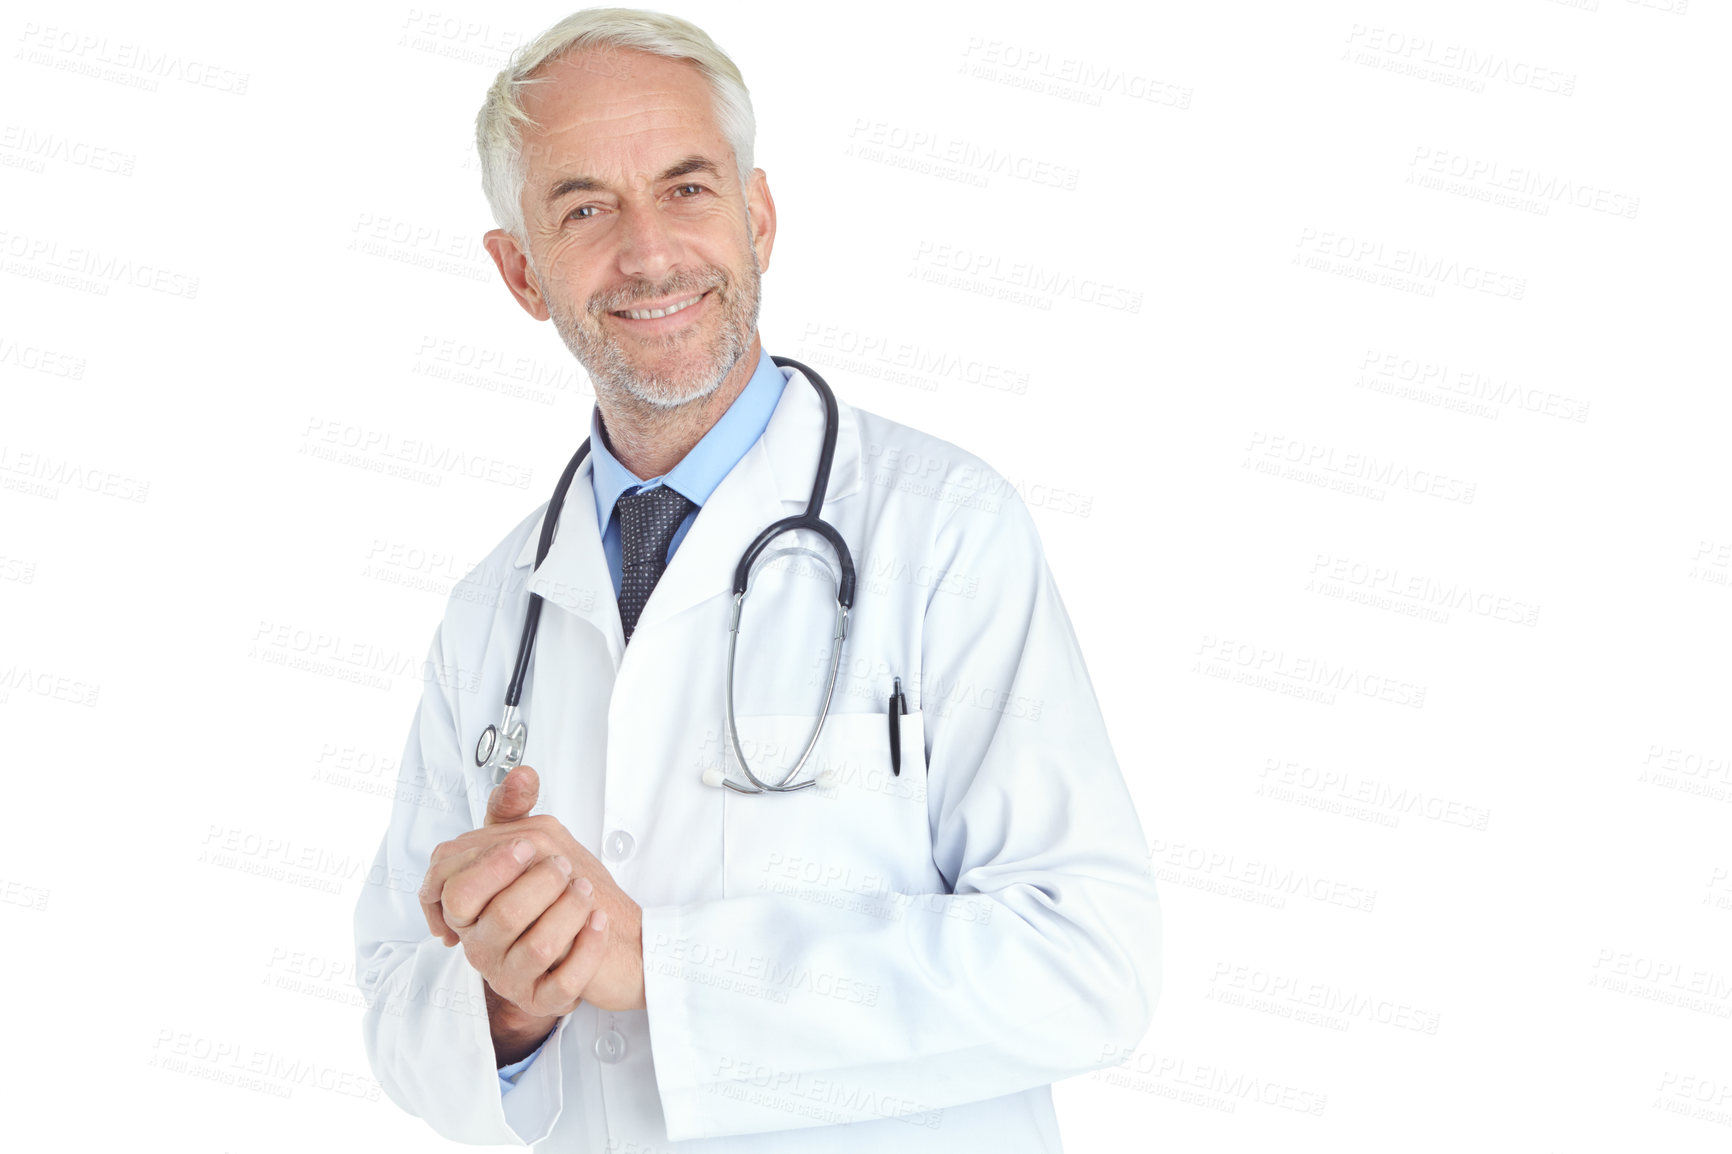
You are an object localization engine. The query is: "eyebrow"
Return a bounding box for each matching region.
[544,155,724,206]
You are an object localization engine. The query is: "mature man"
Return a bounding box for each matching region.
[354,8,1160,1150]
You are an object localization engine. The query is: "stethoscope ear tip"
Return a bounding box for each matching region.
[701,766,726,789]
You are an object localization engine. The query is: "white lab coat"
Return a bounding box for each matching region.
[353,365,1161,1151]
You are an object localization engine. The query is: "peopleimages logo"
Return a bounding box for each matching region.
[1293,228,1526,300]
[300,418,533,490]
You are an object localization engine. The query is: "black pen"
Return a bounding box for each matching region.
[888,676,908,775]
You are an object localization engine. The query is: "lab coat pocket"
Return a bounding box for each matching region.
[721,711,936,904]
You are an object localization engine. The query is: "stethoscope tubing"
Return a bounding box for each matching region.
[504,437,594,708]
[478,356,856,794]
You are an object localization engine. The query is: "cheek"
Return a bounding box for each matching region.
[537,261,597,313]
[536,237,591,288]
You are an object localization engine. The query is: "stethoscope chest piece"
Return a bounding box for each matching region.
[475,704,528,786]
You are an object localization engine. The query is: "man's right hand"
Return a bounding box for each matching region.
[427,767,612,1056]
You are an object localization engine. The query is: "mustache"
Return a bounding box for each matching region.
[588,271,726,316]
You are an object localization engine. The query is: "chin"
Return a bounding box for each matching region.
[618,345,745,409]
[618,364,729,409]
[626,383,719,410]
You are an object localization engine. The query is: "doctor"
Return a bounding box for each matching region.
[354,8,1161,1151]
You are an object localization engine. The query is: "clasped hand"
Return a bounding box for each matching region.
[418,766,645,1019]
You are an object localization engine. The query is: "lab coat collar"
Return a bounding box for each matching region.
[512,363,863,656]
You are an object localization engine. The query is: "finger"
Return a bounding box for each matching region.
[419,843,487,943]
[420,821,563,945]
[546,880,595,968]
[500,875,596,990]
[440,837,538,933]
[531,904,610,1017]
[465,855,579,970]
[485,765,541,825]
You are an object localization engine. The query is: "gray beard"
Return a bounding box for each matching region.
[542,248,762,412]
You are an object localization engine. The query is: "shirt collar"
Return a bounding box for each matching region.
[588,348,788,530]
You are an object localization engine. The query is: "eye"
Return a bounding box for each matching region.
[567,204,599,221]
[672,183,706,198]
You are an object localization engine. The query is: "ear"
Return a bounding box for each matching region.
[744,168,777,274]
[483,229,551,321]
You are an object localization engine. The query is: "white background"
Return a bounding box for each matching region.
[2,0,1729,1149]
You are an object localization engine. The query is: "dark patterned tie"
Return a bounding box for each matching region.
[617,484,697,644]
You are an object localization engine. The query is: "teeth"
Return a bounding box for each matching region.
[617,293,702,320]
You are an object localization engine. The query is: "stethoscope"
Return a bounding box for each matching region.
[475,356,856,795]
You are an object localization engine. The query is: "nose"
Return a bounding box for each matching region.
[614,199,683,285]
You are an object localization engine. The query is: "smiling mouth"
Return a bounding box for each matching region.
[611,291,707,320]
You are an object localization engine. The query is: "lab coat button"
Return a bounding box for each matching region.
[603,829,635,862]
[594,1028,627,1063]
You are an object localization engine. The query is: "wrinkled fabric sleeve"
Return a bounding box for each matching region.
[640,489,1161,1141]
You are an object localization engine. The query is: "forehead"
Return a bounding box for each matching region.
[517,48,729,186]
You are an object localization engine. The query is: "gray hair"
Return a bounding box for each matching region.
[475,7,756,240]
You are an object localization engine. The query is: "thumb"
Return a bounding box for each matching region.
[485,765,539,825]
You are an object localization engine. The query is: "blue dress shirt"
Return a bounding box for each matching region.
[496,347,788,1092]
[589,348,788,596]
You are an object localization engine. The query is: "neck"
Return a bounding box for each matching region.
[596,333,763,479]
